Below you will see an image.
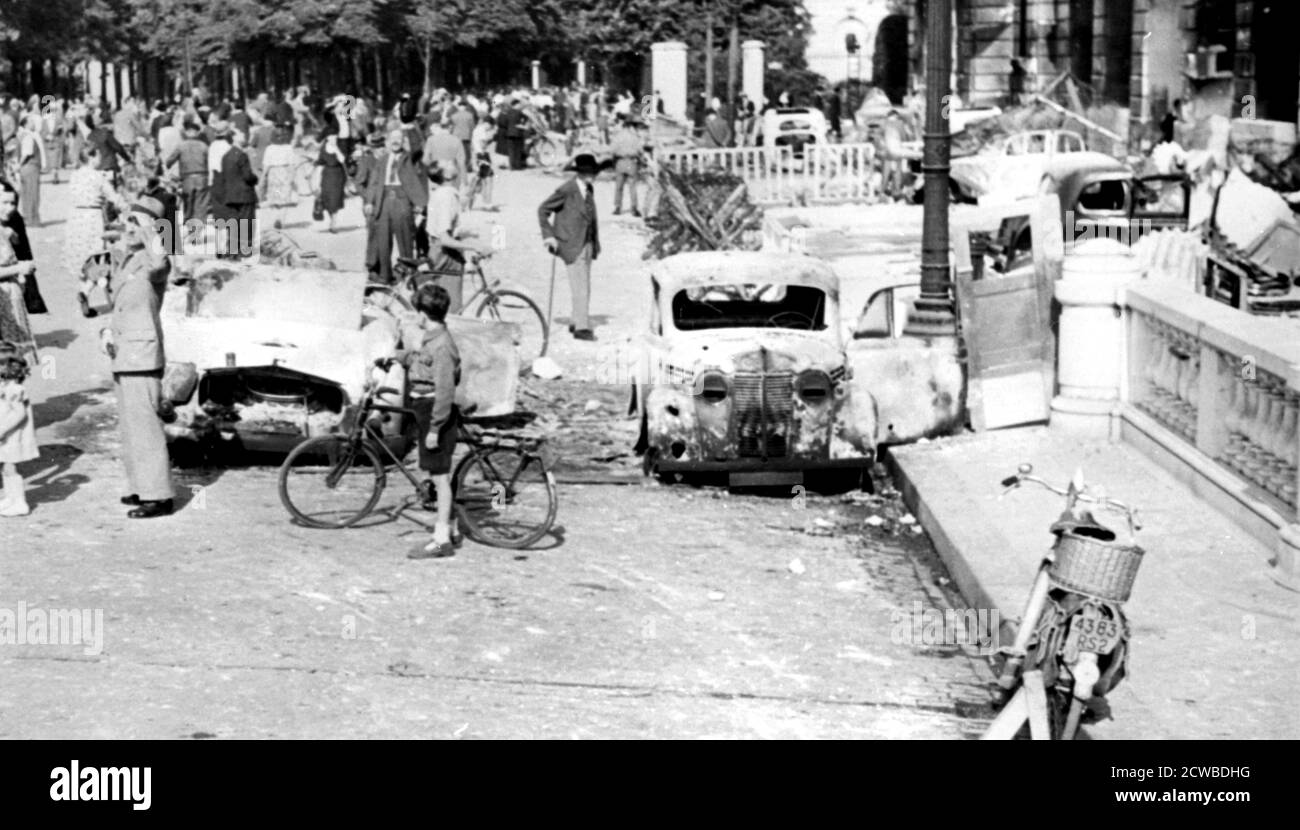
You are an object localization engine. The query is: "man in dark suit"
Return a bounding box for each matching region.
[358,127,428,284]
[101,196,174,518]
[502,98,528,170]
[538,153,602,341]
[164,121,210,224]
[212,127,259,258]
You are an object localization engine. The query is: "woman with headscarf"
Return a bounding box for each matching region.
[0,179,44,367]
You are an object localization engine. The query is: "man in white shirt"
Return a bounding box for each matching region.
[207,122,231,186]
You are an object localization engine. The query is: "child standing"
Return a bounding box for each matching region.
[0,340,37,516]
[378,283,462,559]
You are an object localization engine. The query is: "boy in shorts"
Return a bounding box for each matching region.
[380,283,462,558]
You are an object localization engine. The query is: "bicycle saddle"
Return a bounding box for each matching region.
[1050,508,1116,541]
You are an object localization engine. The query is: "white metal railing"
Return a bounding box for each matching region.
[657,143,878,205]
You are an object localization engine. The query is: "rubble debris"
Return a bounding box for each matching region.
[643,167,763,260]
[788,558,807,575]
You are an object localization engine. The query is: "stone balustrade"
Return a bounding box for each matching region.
[1121,281,1300,576]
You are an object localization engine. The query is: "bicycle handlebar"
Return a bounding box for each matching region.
[1001,463,1141,531]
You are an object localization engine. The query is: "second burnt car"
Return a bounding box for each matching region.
[628,251,963,487]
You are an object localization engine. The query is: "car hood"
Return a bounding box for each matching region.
[162,262,376,400]
[662,327,843,373]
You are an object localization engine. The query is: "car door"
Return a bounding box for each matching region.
[1132,174,1191,233]
[842,282,964,446]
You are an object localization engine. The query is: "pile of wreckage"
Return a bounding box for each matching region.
[642,166,764,259]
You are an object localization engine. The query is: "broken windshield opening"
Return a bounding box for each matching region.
[671,284,827,331]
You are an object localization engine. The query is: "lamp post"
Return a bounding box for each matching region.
[902,0,957,337]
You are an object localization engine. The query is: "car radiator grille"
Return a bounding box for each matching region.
[733,372,794,458]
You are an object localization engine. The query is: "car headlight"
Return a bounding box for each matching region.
[795,370,832,405]
[693,370,729,404]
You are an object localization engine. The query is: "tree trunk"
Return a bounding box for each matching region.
[422,42,432,97]
[373,48,383,104]
[727,17,739,129]
[353,48,364,95]
[705,11,715,103]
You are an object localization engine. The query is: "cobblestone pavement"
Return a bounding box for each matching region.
[0,167,999,739]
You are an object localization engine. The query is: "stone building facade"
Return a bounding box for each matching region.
[804,0,1298,140]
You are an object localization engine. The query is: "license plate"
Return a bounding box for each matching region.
[1064,615,1123,657]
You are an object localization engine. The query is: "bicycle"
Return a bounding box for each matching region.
[983,464,1144,740]
[527,132,562,168]
[278,377,558,549]
[365,249,550,367]
[291,149,320,198]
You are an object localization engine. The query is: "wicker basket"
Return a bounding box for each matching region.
[1049,530,1145,602]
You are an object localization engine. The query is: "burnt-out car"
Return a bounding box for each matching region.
[629,251,884,487]
[159,260,518,457]
[993,154,1192,273]
[629,251,965,486]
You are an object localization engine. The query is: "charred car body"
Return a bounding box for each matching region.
[158,260,517,457]
[630,251,963,487]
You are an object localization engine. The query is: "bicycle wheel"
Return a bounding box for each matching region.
[279,435,386,528]
[473,289,549,366]
[454,446,557,549]
[293,161,318,197]
[533,138,560,168]
[364,283,415,315]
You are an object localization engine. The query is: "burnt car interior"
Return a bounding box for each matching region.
[198,366,345,436]
[1076,179,1129,213]
[671,284,827,331]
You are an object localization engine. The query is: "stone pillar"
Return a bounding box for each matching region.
[576,60,587,87]
[531,61,541,90]
[651,41,688,122]
[1051,238,1143,436]
[742,40,765,110]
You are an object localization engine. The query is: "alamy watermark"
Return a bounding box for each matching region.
[1063,210,1153,256]
[890,601,999,655]
[0,603,104,656]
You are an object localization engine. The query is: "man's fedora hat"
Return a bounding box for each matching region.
[564,153,607,175]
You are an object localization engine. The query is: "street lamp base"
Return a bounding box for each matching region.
[902,297,958,338]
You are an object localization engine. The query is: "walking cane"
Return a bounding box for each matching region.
[545,253,557,351]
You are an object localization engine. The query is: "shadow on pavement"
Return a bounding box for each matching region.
[33,388,111,430]
[17,444,89,507]
[35,328,78,350]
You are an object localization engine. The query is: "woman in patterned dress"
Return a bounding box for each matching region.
[0,182,38,369]
[64,144,128,318]
[260,127,297,230]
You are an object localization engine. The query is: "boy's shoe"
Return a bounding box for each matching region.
[408,539,456,559]
[612,208,622,215]
[573,329,596,341]
[78,292,96,319]
[121,494,141,506]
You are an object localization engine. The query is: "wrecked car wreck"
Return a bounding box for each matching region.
[158,259,519,457]
[631,251,964,487]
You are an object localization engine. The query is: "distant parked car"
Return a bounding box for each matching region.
[949,129,1088,204]
[762,107,829,170]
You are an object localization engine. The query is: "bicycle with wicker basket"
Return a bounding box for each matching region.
[982,464,1144,740]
